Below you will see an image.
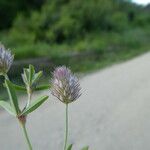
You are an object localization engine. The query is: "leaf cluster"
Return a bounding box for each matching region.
[0,65,49,118]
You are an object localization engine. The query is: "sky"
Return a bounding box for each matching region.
[132,0,150,5]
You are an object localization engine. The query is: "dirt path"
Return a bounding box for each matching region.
[1,52,150,150]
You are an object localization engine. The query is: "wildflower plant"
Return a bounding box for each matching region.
[0,44,49,150]
[51,66,85,150]
[0,43,89,150]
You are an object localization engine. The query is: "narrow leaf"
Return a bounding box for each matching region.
[25,68,30,81]
[35,85,50,91]
[32,71,43,84]
[0,101,15,116]
[29,65,35,85]
[13,84,26,91]
[22,68,29,85]
[22,73,28,85]
[67,144,73,150]
[5,80,20,115]
[81,146,89,150]
[3,83,26,92]
[22,95,49,115]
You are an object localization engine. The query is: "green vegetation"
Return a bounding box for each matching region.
[0,0,150,73]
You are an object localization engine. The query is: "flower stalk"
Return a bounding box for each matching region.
[4,73,9,80]
[64,104,69,150]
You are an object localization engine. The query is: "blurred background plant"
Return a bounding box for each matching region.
[0,0,150,81]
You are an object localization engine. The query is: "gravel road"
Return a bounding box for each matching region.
[1,52,150,150]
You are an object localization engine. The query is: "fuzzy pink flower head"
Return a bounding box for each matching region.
[51,66,81,104]
[0,43,14,75]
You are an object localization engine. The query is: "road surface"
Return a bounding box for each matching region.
[1,52,150,150]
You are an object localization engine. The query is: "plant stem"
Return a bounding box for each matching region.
[20,122,33,150]
[4,73,9,80]
[26,86,32,107]
[64,104,69,150]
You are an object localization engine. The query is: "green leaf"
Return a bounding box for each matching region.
[81,146,89,150]
[3,83,26,92]
[22,65,43,87]
[22,68,29,85]
[22,95,49,115]
[67,144,73,150]
[35,85,50,91]
[29,65,35,85]
[0,101,15,116]
[13,84,26,91]
[32,71,43,84]
[5,80,20,115]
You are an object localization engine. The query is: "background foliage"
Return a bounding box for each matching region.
[0,0,150,73]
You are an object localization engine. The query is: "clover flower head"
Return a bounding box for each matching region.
[0,43,14,75]
[51,66,81,104]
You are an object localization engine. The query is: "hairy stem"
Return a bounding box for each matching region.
[64,104,69,150]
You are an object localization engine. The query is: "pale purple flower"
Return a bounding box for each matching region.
[0,43,14,75]
[51,66,81,104]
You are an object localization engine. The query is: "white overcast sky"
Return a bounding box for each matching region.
[132,0,150,5]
